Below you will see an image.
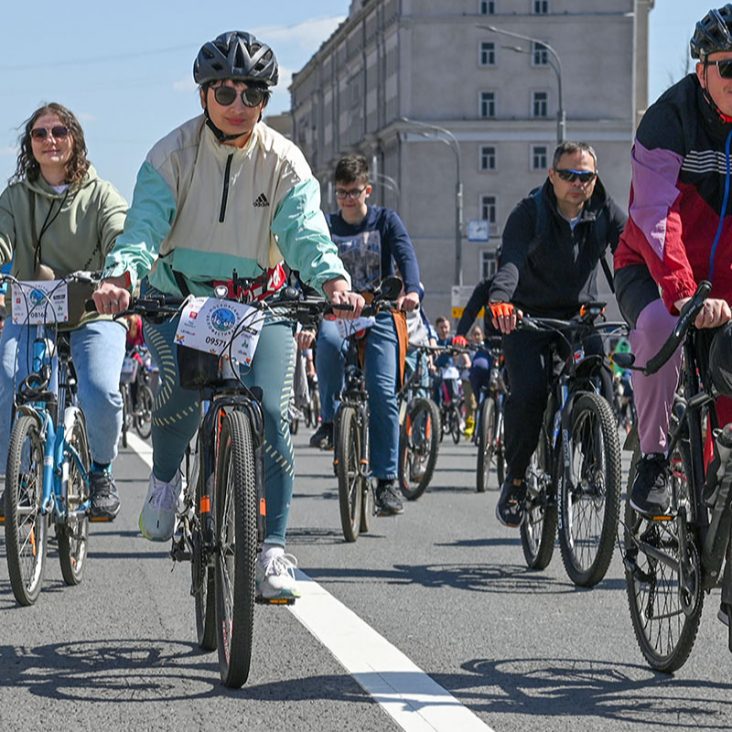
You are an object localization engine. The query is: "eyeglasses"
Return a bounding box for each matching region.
[554,168,597,184]
[30,125,70,141]
[211,85,268,108]
[335,187,367,200]
[707,59,732,78]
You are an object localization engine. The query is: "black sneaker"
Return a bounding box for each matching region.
[496,478,526,528]
[89,470,121,521]
[309,422,334,450]
[374,479,404,516]
[629,453,671,518]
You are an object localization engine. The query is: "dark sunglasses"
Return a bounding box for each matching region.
[212,85,268,108]
[30,125,70,141]
[554,168,597,184]
[707,59,732,78]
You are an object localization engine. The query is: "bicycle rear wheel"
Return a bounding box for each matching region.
[5,415,48,606]
[624,443,703,672]
[558,393,622,587]
[214,410,257,688]
[450,403,462,444]
[398,397,440,501]
[520,425,557,570]
[58,412,91,586]
[476,397,496,493]
[120,384,130,448]
[133,384,154,439]
[191,437,216,651]
[334,406,364,542]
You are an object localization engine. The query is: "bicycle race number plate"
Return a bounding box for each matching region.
[335,316,376,339]
[11,280,69,325]
[174,297,264,365]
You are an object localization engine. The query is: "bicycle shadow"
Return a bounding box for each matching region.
[304,561,573,595]
[433,656,732,729]
[285,527,385,546]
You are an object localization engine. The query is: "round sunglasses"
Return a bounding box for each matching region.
[211,85,268,108]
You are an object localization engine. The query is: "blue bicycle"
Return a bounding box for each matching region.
[3,273,96,605]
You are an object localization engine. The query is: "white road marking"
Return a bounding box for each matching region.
[127,437,493,731]
[289,572,494,732]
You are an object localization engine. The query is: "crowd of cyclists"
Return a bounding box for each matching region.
[3,3,732,682]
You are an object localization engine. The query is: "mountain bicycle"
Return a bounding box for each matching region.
[397,344,441,501]
[121,283,338,687]
[332,277,401,542]
[434,345,468,445]
[618,281,732,672]
[119,345,156,446]
[2,272,99,606]
[516,304,624,587]
[475,336,508,493]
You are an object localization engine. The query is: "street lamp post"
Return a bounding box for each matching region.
[480,24,566,143]
[399,116,464,287]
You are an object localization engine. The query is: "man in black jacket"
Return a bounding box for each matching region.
[487,141,627,527]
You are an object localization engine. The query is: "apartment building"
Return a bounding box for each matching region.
[290,0,654,318]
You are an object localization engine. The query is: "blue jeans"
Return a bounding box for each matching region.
[316,312,400,480]
[0,318,126,469]
[469,350,493,401]
[144,314,296,547]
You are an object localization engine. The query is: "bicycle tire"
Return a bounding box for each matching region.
[398,397,440,501]
[495,405,506,487]
[120,384,130,448]
[520,424,558,570]
[476,397,496,493]
[5,414,48,606]
[558,392,621,587]
[133,384,154,439]
[624,442,703,672]
[58,412,91,586]
[335,406,363,542]
[214,410,258,688]
[359,481,371,534]
[192,436,216,651]
[450,404,461,444]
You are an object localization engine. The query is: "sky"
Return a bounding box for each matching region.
[0,0,714,201]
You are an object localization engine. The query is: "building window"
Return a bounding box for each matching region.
[480,91,496,118]
[481,251,498,279]
[532,145,548,170]
[532,91,548,118]
[480,1,496,15]
[479,41,496,67]
[481,195,497,225]
[532,42,549,66]
[533,0,549,14]
[480,146,496,171]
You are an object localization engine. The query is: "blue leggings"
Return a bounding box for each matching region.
[144,315,296,547]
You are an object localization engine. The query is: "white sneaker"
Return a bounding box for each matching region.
[139,472,182,542]
[255,549,300,600]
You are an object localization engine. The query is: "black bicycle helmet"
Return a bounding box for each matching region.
[691,5,732,60]
[708,322,732,396]
[193,31,278,87]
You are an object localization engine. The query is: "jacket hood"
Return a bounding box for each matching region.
[21,164,99,200]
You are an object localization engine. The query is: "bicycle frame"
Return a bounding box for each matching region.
[16,327,91,524]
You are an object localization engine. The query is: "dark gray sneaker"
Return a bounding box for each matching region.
[89,470,121,521]
[496,478,527,528]
[309,422,334,450]
[374,480,404,516]
[629,453,671,518]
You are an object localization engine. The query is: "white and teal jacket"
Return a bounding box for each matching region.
[103,115,349,296]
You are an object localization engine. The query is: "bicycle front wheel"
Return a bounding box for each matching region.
[624,443,703,672]
[558,392,621,587]
[5,414,48,606]
[398,397,440,501]
[334,406,364,542]
[133,383,154,439]
[58,412,91,586]
[476,397,496,493]
[450,404,462,444]
[214,410,258,688]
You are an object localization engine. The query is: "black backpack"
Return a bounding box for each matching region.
[530,187,615,294]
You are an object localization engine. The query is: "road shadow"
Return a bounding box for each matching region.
[285,527,385,546]
[432,656,732,729]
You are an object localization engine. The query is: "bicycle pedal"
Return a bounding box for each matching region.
[256,595,297,606]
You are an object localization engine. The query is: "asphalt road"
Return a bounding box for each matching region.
[1,427,731,732]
